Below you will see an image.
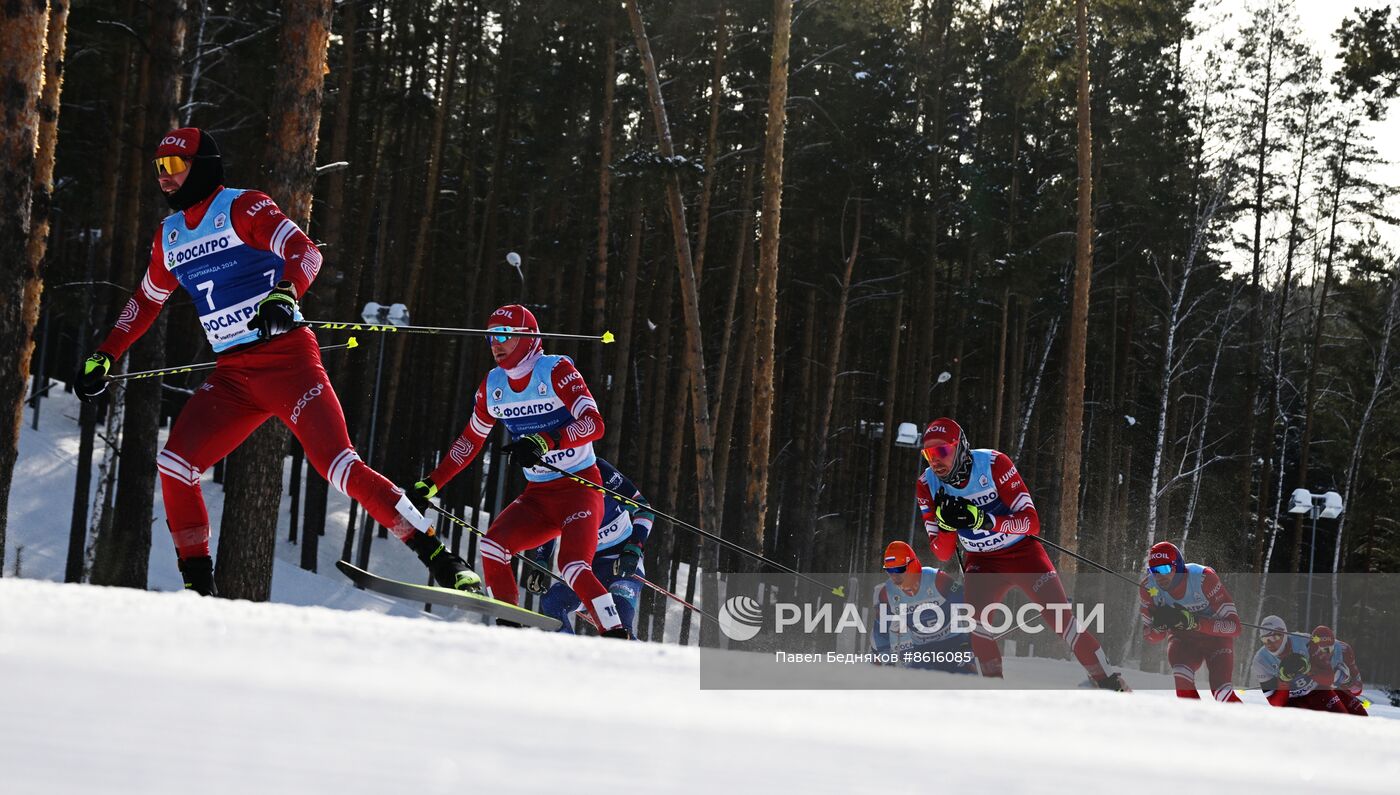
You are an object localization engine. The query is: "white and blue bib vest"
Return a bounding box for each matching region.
[161,188,295,353]
[923,448,1027,554]
[1252,634,1318,698]
[594,458,634,554]
[485,354,597,483]
[880,566,961,648]
[1146,564,1212,614]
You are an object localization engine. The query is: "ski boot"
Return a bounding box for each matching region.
[601,625,633,640]
[178,555,217,597]
[406,530,483,593]
[1095,672,1131,693]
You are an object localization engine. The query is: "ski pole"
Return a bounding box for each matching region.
[425,503,600,629]
[634,574,723,628]
[110,337,360,382]
[1032,533,1312,638]
[530,457,847,597]
[301,319,614,344]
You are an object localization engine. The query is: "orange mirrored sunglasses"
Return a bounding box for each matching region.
[154,155,189,176]
[922,443,956,464]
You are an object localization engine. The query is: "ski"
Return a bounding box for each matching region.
[335,560,562,631]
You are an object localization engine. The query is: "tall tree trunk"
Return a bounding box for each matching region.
[1330,262,1399,628]
[916,0,954,424]
[809,199,860,531]
[24,0,70,571]
[625,0,722,550]
[376,1,463,469]
[1057,0,1093,576]
[217,0,334,600]
[603,194,643,461]
[743,0,792,557]
[0,0,52,569]
[692,0,728,289]
[1247,16,1279,569]
[592,16,616,381]
[871,290,906,537]
[92,0,189,589]
[990,286,1009,449]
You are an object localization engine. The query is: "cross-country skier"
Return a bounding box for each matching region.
[412,304,629,638]
[1309,625,1368,712]
[1138,541,1242,702]
[75,127,474,596]
[521,456,653,635]
[914,417,1128,690]
[871,540,976,673]
[1253,615,1367,715]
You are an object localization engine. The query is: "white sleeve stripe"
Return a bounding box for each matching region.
[469,414,493,436]
[570,395,598,418]
[141,273,173,301]
[1009,493,1034,512]
[270,219,297,258]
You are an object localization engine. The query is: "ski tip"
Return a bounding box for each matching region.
[601,330,615,344]
[346,336,359,349]
[832,586,846,598]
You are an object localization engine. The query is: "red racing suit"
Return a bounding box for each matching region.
[426,353,622,631]
[916,449,1112,681]
[98,187,425,561]
[1139,565,1242,701]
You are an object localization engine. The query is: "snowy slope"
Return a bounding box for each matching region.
[3,577,1400,795]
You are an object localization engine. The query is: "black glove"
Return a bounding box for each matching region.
[410,477,437,513]
[76,351,112,403]
[613,543,643,577]
[522,558,552,595]
[247,280,299,338]
[1150,603,1197,632]
[1279,653,1311,680]
[934,490,986,533]
[503,433,551,468]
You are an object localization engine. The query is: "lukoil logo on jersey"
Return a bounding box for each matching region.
[719,596,764,642]
[161,135,188,148]
[290,383,325,425]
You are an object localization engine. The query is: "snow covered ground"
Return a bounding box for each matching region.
[5,390,1400,794]
[4,577,1400,794]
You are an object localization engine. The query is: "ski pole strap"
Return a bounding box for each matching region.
[530,458,847,598]
[634,574,723,627]
[301,319,614,344]
[110,337,360,382]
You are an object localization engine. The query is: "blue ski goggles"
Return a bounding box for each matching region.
[1148,564,1174,575]
[488,325,527,345]
[884,564,909,575]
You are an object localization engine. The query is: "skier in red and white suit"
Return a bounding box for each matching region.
[914,417,1128,690]
[1138,541,1243,702]
[1309,625,1369,715]
[414,305,628,637]
[76,127,474,595]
